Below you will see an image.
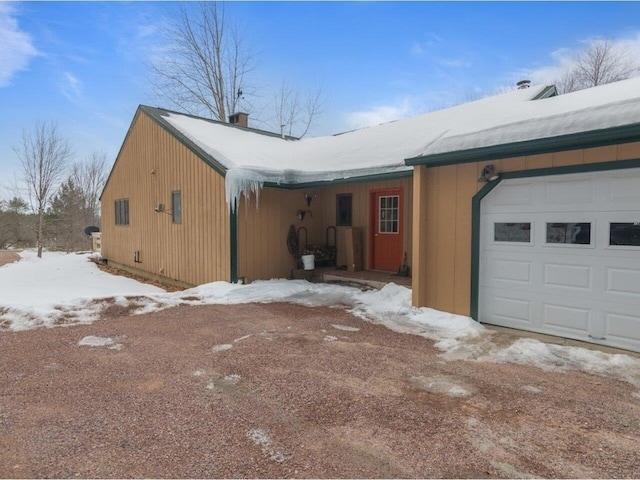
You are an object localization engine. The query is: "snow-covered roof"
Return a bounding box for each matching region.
[150,84,550,184]
[141,78,640,206]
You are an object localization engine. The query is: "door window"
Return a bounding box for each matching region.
[379,195,399,234]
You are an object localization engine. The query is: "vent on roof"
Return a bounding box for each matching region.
[517,80,531,89]
[228,112,249,128]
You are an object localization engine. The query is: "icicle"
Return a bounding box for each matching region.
[225,168,265,213]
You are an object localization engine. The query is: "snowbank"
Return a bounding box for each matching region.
[1,252,639,390]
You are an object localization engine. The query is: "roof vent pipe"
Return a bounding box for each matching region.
[517,79,531,89]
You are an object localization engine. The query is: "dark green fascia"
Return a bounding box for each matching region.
[230,199,238,283]
[263,169,413,190]
[470,157,640,321]
[406,123,640,168]
[140,106,229,178]
[532,85,558,100]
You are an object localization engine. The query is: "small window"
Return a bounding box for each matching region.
[379,195,399,234]
[546,222,591,245]
[115,198,129,226]
[494,222,530,242]
[610,223,640,246]
[336,194,352,226]
[172,191,182,224]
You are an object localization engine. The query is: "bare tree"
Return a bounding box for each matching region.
[556,39,639,93]
[71,151,109,226]
[12,121,73,258]
[272,81,324,138]
[152,2,323,137]
[152,2,255,121]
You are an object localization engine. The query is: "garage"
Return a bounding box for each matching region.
[479,168,640,353]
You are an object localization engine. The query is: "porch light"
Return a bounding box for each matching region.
[478,164,500,182]
[305,193,316,206]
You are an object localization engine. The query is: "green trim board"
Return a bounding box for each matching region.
[469,157,640,321]
[406,123,640,168]
[230,199,238,283]
[263,169,413,190]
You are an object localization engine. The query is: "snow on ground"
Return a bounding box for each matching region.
[0,251,164,330]
[1,250,640,390]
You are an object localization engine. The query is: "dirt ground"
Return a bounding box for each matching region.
[1,302,639,479]
[0,251,20,268]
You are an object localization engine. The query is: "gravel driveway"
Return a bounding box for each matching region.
[1,302,639,478]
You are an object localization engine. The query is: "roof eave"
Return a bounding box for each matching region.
[405,123,640,168]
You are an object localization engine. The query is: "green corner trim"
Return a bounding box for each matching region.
[230,199,238,283]
[406,123,640,168]
[470,158,640,321]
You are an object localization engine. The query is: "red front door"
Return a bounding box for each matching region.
[371,189,403,271]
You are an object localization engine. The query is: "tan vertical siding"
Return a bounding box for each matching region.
[236,176,413,281]
[413,141,639,315]
[101,111,230,286]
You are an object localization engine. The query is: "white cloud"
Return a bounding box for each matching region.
[343,99,416,130]
[519,33,640,86]
[0,4,39,87]
[60,71,83,103]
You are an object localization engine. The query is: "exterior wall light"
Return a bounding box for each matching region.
[478,164,500,182]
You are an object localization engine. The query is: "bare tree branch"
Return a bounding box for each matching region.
[12,121,73,257]
[271,80,324,138]
[555,39,640,94]
[71,151,109,226]
[151,2,256,121]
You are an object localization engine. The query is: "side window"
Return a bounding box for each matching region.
[172,191,182,224]
[115,198,129,226]
[494,222,531,243]
[336,193,352,226]
[546,222,591,245]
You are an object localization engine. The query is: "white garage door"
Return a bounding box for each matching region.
[479,168,640,353]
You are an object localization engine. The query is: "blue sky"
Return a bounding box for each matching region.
[2,1,640,196]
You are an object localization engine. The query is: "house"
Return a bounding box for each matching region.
[101,77,640,352]
[408,77,640,353]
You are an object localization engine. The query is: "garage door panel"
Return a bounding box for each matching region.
[542,303,591,333]
[604,310,640,344]
[543,262,592,290]
[607,174,640,203]
[488,294,532,325]
[544,178,594,205]
[605,267,640,297]
[489,182,534,207]
[487,258,532,284]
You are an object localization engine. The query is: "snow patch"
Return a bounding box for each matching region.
[324,335,338,342]
[246,428,291,463]
[331,324,360,332]
[212,344,233,353]
[193,370,205,377]
[224,374,241,383]
[410,376,472,397]
[78,335,122,350]
[521,385,541,394]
